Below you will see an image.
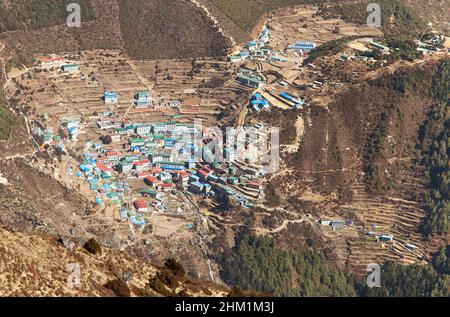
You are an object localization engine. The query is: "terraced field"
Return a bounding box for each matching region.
[325,179,431,274]
[131,59,252,126]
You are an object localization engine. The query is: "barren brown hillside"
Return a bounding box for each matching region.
[118,0,230,60]
[0,226,228,297]
[0,0,232,65]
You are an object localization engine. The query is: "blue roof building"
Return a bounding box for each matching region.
[288,41,316,52]
[279,92,303,105]
[240,51,250,58]
[247,41,261,51]
[104,91,119,104]
[61,63,79,73]
[189,182,204,194]
[260,28,270,43]
[252,93,263,100]
[250,93,270,111]
[135,90,151,107]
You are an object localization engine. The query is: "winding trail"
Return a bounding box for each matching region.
[190,0,237,48]
[253,215,315,234]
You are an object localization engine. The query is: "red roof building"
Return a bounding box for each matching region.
[134,159,150,166]
[198,169,209,177]
[150,167,163,175]
[96,163,112,172]
[134,199,148,212]
[145,176,159,186]
[203,165,213,173]
[39,57,65,63]
[162,183,174,191]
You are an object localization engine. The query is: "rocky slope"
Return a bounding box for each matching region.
[0,226,228,297]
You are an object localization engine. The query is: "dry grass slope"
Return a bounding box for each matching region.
[0,227,228,297]
[118,0,231,60]
[208,0,329,35]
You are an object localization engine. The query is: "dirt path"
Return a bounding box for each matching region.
[190,0,236,48]
[281,115,304,153]
[365,53,448,81]
[254,216,310,234]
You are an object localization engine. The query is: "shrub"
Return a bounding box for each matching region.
[148,275,173,296]
[100,135,113,145]
[164,258,186,277]
[83,238,102,255]
[105,278,131,297]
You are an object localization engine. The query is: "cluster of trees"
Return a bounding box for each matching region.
[0,93,11,140]
[320,0,424,38]
[228,232,449,296]
[320,0,425,62]
[220,227,449,297]
[118,0,229,60]
[371,59,450,235]
[0,61,13,140]
[210,0,328,32]
[370,68,432,96]
[419,110,449,234]
[148,258,188,297]
[432,246,450,275]
[303,36,357,65]
[217,207,448,297]
[363,108,391,193]
[0,0,94,33]
[384,36,421,61]
[264,180,282,208]
[220,231,356,297]
[359,260,449,297]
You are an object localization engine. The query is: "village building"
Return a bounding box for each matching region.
[38,57,65,70]
[135,90,151,107]
[149,152,172,163]
[145,176,159,188]
[189,182,204,194]
[236,70,265,88]
[134,199,148,213]
[97,121,121,130]
[133,159,150,171]
[136,124,153,135]
[331,220,346,230]
[288,41,316,52]
[61,63,79,73]
[379,234,394,243]
[104,91,119,104]
[141,189,162,200]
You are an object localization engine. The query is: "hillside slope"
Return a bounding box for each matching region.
[207,0,327,34]
[0,226,227,297]
[0,0,95,33]
[118,0,230,60]
[0,0,231,64]
[0,0,443,63]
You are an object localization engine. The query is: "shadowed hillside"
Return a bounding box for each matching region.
[207,0,329,34]
[0,0,95,33]
[0,226,229,297]
[320,0,425,37]
[118,0,230,60]
[0,61,13,140]
[0,0,231,63]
